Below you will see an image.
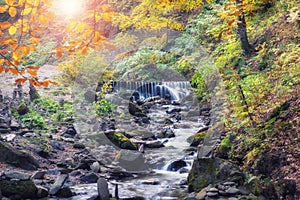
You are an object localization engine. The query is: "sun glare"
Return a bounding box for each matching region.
[53,0,84,17]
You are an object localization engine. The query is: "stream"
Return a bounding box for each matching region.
[66,81,206,199]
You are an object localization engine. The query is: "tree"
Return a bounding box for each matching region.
[0,0,116,86]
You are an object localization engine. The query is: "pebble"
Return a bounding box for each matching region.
[208,187,218,192]
[196,188,206,200]
[223,181,236,186]
[206,192,218,197]
[225,187,241,195]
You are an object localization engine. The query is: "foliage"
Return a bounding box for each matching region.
[57,50,111,86]
[93,97,116,117]
[21,110,47,130]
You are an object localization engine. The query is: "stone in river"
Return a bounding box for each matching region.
[49,174,68,195]
[97,178,110,200]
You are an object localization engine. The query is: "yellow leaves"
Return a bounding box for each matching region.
[9,25,17,35]
[9,7,17,17]
[12,51,20,61]
[0,5,9,13]
[75,23,86,33]
[38,15,47,25]
[5,0,15,6]
[22,7,32,15]
[21,46,30,56]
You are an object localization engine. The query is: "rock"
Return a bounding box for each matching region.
[0,141,39,170]
[189,130,207,147]
[145,140,164,148]
[80,172,99,183]
[188,157,243,192]
[167,160,187,172]
[225,187,241,195]
[56,186,74,198]
[51,141,65,151]
[49,174,68,195]
[0,128,10,134]
[276,179,296,198]
[62,124,77,137]
[141,179,160,185]
[17,102,29,115]
[2,133,16,141]
[223,181,236,186]
[74,142,86,149]
[36,185,48,198]
[179,167,189,174]
[206,191,218,197]
[3,171,31,180]
[115,149,148,171]
[10,120,19,131]
[31,171,46,179]
[90,161,101,173]
[0,179,38,199]
[237,186,250,195]
[105,131,137,150]
[128,101,147,117]
[208,187,218,192]
[0,123,9,129]
[196,188,207,200]
[84,89,97,103]
[97,178,110,200]
[166,107,181,114]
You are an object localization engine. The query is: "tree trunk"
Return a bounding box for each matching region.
[236,0,253,55]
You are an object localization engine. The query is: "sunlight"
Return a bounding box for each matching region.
[53,0,84,17]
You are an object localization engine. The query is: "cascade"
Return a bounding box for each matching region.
[112,81,191,101]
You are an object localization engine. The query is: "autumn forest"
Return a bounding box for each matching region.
[0,0,299,199]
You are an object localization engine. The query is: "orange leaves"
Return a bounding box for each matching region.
[9,7,17,17]
[0,66,4,74]
[27,68,37,76]
[15,78,27,84]
[0,5,9,13]
[0,21,11,30]
[29,79,57,87]
[5,0,15,6]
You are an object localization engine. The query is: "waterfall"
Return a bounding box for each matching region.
[112,81,191,101]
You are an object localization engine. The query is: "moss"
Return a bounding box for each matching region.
[215,135,233,159]
[190,130,207,147]
[105,131,137,150]
[0,180,37,198]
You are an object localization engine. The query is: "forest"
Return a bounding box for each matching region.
[0,0,299,199]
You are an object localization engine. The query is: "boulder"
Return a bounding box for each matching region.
[0,141,39,170]
[167,160,187,172]
[0,179,38,199]
[128,101,147,117]
[105,131,137,150]
[188,157,243,192]
[115,149,148,171]
[80,172,99,183]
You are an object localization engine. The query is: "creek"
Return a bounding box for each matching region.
[66,81,207,199]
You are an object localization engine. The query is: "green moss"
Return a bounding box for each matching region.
[105,131,137,150]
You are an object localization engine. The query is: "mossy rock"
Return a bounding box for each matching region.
[17,102,29,115]
[128,102,147,117]
[215,135,233,159]
[0,142,39,170]
[105,131,137,150]
[188,128,208,147]
[0,180,38,199]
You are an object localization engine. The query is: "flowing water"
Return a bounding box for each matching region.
[65,81,203,199]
